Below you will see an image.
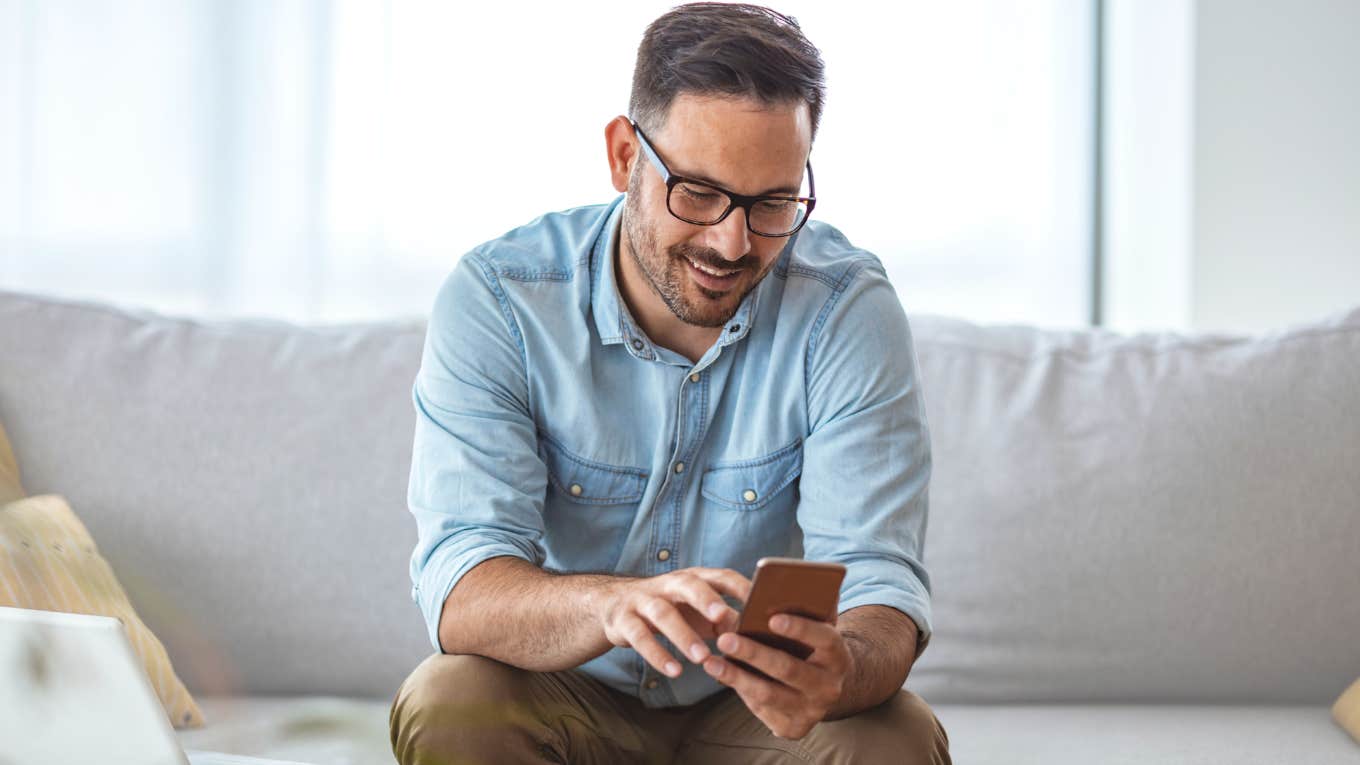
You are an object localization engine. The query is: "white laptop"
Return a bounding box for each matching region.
[0,605,307,765]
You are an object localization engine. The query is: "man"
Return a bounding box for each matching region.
[390,3,951,763]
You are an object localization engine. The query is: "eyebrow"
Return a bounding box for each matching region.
[672,166,803,198]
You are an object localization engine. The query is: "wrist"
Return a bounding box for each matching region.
[583,573,638,633]
[824,632,865,720]
[584,576,619,622]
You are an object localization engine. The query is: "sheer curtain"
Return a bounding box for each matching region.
[0,0,1094,327]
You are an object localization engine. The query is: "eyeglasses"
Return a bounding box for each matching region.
[630,119,816,238]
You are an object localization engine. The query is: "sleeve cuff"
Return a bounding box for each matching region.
[413,537,538,653]
[837,567,934,664]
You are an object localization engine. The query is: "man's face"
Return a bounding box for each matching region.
[623,94,813,328]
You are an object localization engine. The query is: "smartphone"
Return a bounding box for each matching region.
[726,557,846,681]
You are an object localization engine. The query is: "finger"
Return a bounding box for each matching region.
[702,654,802,733]
[619,612,684,679]
[768,613,842,656]
[691,567,753,607]
[676,603,724,640]
[638,595,713,665]
[668,572,743,629]
[716,631,822,692]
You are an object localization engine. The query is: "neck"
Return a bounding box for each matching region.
[615,224,722,365]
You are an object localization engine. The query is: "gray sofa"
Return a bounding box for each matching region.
[1,285,1357,764]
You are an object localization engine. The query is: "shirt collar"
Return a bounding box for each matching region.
[590,194,760,361]
[590,196,629,348]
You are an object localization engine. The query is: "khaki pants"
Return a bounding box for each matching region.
[389,653,951,764]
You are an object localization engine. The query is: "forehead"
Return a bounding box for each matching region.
[652,93,812,197]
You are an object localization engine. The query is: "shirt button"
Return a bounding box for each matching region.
[645,678,659,690]
[570,484,583,497]
[674,462,685,473]
[742,489,758,502]
[689,373,700,383]
[657,548,671,561]
[630,338,644,351]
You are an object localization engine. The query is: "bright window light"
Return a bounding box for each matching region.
[0,0,1094,328]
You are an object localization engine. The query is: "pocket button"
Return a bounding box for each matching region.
[742,489,758,502]
[570,483,583,496]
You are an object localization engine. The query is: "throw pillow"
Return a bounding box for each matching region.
[1336,676,1360,744]
[0,419,23,504]
[0,493,205,728]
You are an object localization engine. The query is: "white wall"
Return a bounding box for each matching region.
[1104,0,1360,335]
[1103,0,1194,333]
[1193,0,1360,333]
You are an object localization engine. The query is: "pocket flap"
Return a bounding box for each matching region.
[539,435,648,505]
[701,438,803,510]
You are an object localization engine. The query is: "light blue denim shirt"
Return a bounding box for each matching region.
[406,193,933,708]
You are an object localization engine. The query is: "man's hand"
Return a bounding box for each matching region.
[702,612,854,740]
[593,567,753,679]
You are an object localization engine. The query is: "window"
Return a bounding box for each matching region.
[1,0,1096,328]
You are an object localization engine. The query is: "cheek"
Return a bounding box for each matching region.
[657,222,703,259]
[633,205,682,258]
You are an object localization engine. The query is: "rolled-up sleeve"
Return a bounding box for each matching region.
[407,251,548,653]
[799,261,934,662]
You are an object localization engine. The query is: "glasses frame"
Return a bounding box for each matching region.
[630,119,816,238]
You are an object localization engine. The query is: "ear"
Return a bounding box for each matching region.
[605,115,638,194]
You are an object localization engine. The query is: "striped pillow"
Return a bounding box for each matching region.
[0,421,22,505]
[1337,677,1360,744]
[0,493,204,728]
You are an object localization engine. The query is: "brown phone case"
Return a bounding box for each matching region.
[727,557,846,681]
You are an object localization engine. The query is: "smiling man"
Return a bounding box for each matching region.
[390,3,951,763]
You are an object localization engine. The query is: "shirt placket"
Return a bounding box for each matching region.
[618,301,754,706]
[628,360,707,704]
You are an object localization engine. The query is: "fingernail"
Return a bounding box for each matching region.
[771,615,788,631]
[690,643,708,662]
[705,658,724,675]
[707,603,725,621]
[665,661,681,677]
[718,633,737,652]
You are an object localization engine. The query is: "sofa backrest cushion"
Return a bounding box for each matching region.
[2,287,1357,702]
[905,304,1360,703]
[0,290,431,697]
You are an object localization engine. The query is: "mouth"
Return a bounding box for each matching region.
[683,255,744,292]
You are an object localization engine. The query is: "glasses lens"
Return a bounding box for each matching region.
[667,183,811,236]
[748,198,809,236]
[669,182,730,224]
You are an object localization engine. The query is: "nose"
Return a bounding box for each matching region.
[703,204,752,262]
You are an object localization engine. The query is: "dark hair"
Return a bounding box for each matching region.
[629,3,826,140]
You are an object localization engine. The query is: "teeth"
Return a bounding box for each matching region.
[688,257,738,277]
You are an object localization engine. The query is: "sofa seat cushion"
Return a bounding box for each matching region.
[176,695,1359,765]
[176,695,395,765]
[933,702,1359,765]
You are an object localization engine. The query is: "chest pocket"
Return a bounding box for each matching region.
[700,438,803,569]
[701,438,804,509]
[538,434,647,573]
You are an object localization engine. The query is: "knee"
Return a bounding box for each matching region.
[874,690,951,765]
[808,690,951,765]
[389,653,552,764]
[396,652,529,710]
